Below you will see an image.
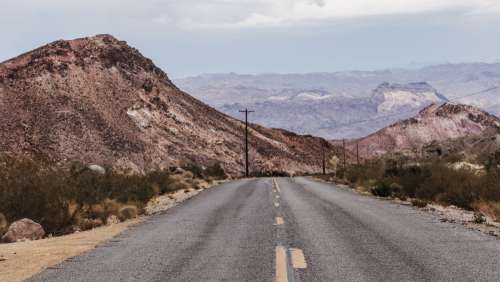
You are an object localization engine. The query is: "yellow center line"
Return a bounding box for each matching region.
[276,217,284,225]
[274,179,281,193]
[290,248,307,269]
[275,246,288,282]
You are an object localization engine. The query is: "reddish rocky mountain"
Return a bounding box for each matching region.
[0,34,327,175]
[346,103,500,160]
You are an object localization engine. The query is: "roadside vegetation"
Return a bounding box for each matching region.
[318,154,500,222]
[0,155,227,238]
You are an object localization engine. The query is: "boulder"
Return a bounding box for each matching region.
[1,218,45,243]
[106,215,120,225]
[88,164,106,175]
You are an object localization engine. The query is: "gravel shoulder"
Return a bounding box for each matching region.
[312,177,500,237]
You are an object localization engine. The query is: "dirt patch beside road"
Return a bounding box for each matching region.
[0,219,141,282]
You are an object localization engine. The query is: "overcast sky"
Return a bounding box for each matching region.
[1,0,500,78]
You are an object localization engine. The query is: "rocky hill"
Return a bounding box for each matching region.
[219,82,447,138]
[349,103,500,160]
[0,34,327,175]
[176,64,500,138]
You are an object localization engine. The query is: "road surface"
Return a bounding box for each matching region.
[29,177,500,281]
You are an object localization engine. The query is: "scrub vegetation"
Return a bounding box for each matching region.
[318,156,500,222]
[0,155,227,237]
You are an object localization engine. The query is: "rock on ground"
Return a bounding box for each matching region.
[1,219,45,243]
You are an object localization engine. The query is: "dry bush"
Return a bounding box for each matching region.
[118,205,138,221]
[204,163,227,180]
[169,174,190,191]
[102,198,121,217]
[0,155,198,235]
[411,199,428,208]
[0,213,8,236]
[78,218,104,231]
[344,160,499,215]
[473,201,500,222]
[473,212,486,224]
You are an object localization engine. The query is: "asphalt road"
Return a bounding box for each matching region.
[29,177,500,282]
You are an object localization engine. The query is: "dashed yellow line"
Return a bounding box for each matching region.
[290,248,307,269]
[273,178,281,193]
[275,246,288,282]
[275,217,284,225]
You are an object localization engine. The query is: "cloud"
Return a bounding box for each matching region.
[167,0,500,29]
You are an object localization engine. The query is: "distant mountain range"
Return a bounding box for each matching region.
[175,64,500,138]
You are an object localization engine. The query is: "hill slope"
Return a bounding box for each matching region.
[349,103,500,159]
[219,82,447,138]
[0,34,326,175]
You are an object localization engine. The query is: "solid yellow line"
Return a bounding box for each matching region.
[275,246,288,282]
[290,248,307,269]
[276,217,284,225]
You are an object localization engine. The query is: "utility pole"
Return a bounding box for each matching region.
[239,108,254,177]
[356,142,360,166]
[322,141,326,175]
[343,139,346,170]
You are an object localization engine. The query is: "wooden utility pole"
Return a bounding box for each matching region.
[239,108,254,177]
[343,139,346,170]
[356,142,360,166]
[322,142,326,175]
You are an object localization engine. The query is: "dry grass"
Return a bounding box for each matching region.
[474,201,500,222]
[0,213,7,237]
[0,155,223,235]
[328,158,500,222]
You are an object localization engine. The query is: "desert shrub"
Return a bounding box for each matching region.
[146,170,173,194]
[169,174,190,191]
[78,218,104,231]
[182,163,204,178]
[346,166,364,184]
[411,199,428,208]
[118,205,138,221]
[397,165,430,198]
[416,163,480,209]
[0,213,8,236]
[473,212,486,224]
[0,155,73,234]
[0,155,201,235]
[390,182,404,198]
[371,180,393,197]
[336,167,346,179]
[473,201,500,222]
[204,163,227,179]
